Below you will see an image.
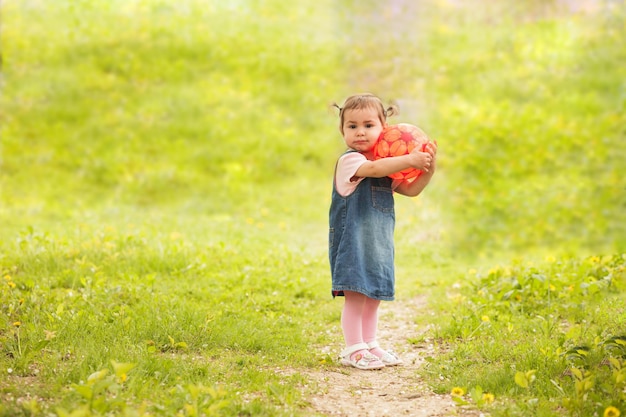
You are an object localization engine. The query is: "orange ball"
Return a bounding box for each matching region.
[373,123,430,180]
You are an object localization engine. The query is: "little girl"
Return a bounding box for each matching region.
[329,93,437,370]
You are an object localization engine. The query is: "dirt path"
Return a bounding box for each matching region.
[301,297,483,417]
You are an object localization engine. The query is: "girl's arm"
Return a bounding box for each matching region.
[394,161,435,197]
[354,149,432,179]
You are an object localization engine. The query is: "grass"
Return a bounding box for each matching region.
[1,0,625,416]
[421,254,626,416]
[1,217,334,416]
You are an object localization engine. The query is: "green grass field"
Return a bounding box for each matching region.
[1,0,625,416]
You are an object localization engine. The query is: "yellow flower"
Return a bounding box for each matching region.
[451,387,465,396]
[13,321,21,328]
[481,315,490,322]
[482,393,495,403]
[604,406,621,417]
[7,281,16,288]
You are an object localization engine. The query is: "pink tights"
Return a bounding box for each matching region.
[341,291,386,358]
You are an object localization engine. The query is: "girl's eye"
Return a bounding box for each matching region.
[366,124,374,128]
[348,124,356,129]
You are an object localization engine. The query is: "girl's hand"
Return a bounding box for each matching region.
[422,142,437,176]
[409,146,432,172]
[424,141,438,157]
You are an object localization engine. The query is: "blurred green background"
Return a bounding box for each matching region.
[1,1,625,415]
[2,0,625,258]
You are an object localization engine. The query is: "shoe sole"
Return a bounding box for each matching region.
[340,359,385,370]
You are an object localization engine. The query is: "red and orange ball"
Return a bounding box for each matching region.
[373,123,430,180]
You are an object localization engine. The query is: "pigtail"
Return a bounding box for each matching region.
[384,103,399,119]
[331,102,345,133]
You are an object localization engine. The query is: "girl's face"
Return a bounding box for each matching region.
[341,107,385,158]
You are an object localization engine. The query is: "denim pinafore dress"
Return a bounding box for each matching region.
[329,153,396,301]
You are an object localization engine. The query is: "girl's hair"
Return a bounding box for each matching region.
[333,93,399,135]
